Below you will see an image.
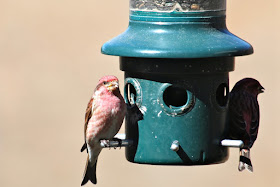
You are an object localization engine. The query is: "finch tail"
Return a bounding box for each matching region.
[238,149,253,172]
[80,143,87,152]
[81,156,97,185]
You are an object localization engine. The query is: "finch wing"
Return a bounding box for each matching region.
[228,93,247,140]
[81,97,94,152]
[244,97,260,148]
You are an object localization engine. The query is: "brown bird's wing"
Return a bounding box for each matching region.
[243,97,260,148]
[81,97,94,152]
[228,92,260,148]
[228,92,248,143]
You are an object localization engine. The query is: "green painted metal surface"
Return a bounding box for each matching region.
[123,57,232,164]
[101,2,253,165]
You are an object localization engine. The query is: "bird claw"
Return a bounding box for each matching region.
[100,138,123,149]
[100,140,110,148]
[112,138,122,149]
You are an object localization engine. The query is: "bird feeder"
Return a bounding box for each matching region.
[101,0,252,165]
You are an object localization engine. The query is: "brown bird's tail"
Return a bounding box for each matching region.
[81,156,97,185]
[239,149,253,172]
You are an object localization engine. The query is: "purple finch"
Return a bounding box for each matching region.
[228,78,264,172]
[81,75,126,185]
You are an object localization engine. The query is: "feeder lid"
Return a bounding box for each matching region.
[101,0,253,58]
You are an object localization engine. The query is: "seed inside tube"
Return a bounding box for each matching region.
[191,4,200,10]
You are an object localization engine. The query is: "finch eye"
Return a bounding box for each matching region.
[103,81,107,85]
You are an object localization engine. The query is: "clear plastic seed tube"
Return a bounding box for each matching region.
[130,0,226,12]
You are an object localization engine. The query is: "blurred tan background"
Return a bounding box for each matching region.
[0,0,279,186]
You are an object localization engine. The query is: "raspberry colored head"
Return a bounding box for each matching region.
[98,75,119,84]
[96,75,120,93]
[231,78,264,97]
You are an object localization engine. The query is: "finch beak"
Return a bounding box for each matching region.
[106,81,119,92]
[259,86,265,93]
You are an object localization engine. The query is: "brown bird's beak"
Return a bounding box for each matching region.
[259,86,265,93]
[106,81,119,92]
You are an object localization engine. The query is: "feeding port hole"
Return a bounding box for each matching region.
[126,83,137,105]
[216,83,229,107]
[163,86,188,108]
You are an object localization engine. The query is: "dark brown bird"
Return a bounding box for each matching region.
[228,78,264,172]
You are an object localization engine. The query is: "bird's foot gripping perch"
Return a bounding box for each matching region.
[100,134,133,149]
[221,139,253,172]
[100,140,111,148]
[100,138,122,149]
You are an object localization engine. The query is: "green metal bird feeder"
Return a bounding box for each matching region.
[101,0,252,165]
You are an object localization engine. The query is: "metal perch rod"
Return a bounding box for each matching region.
[221,139,244,148]
[100,136,243,148]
